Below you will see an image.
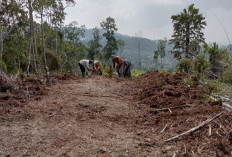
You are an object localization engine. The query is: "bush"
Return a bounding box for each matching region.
[0,58,7,73]
[222,57,232,84]
[183,76,194,86]
[222,67,232,84]
[194,55,209,74]
[102,64,113,76]
[176,58,193,73]
[131,69,146,77]
[158,68,169,74]
[46,51,62,71]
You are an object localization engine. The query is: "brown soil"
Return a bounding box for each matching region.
[0,72,232,157]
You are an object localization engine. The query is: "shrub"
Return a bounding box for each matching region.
[131,69,146,77]
[158,68,169,74]
[222,57,232,84]
[194,55,209,74]
[176,58,193,73]
[184,76,194,86]
[46,51,62,71]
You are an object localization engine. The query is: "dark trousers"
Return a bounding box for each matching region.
[79,63,85,78]
[124,65,131,77]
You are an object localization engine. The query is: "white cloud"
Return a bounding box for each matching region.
[65,0,232,44]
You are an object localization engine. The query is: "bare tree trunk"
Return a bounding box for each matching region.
[136,31,142,70]
[41,3,50,84]
[55,26,58,54]
[0,29,3,58]
[27,43,31,74]
[0,29,3,74]
[161,57,163,69]
[28,0,38,73]
[186,24,190,59]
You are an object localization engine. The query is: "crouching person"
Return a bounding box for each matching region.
[79,59,93,78]
[111,55,124,80]
[123,59,131,78]
[93,60,102,75]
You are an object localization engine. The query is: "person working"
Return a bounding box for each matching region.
[92,60,102,75]
[123,59,131,78]
[111,55,124,80]
[79,59,93,78]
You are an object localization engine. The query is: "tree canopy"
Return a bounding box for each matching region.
[170,4,206,60]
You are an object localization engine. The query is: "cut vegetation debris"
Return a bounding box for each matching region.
[0,72,232,156]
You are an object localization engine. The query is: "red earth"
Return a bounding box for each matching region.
[0,72,232,157]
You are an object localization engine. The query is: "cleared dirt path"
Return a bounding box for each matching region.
[0,76,158,157]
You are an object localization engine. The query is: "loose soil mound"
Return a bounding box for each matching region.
[0,72,231,156]
[133,71,232,156]
[0,73,81,120]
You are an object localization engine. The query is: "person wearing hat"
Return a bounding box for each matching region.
[79,59,94,78]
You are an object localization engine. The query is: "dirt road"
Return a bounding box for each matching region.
[1,74,232,157]
[0,76,158,157]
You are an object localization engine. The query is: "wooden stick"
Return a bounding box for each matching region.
[78,94,120,98]
[152,104,190,112]
[160,124,168,133]
[165,112,223,142]
[208,124,212,136]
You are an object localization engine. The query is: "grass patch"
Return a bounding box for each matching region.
[183,76,194,86]
[200,77,232,106]
[131,69,147,77]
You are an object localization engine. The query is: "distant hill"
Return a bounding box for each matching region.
[81,29,178,71]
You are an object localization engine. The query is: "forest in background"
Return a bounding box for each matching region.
[0,1,232,84]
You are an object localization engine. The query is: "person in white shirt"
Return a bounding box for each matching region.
[79,59,93,78]
[92,60,102,75]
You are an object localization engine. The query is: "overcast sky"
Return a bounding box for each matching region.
[65,0,232,44]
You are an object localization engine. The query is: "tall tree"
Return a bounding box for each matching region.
[100,16,118,60]
[154,38,167,68]
[117,39,125,57]
[61,21,86,71]
[0,0,27,73]
[135,31,142,69]
[28,0,39,73]
[170,4,206,60]
[87,27,102,60]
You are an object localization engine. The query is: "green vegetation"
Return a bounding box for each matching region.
[131,69,147,77]
[176,58,193,73]
[183,76,194,86]
[158,68,169,74]
[154,38,167,69]
[0,1,232,98]
[170,4,206,60]
[100,17,119,60]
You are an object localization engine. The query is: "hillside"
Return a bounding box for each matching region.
[81,29,178,71]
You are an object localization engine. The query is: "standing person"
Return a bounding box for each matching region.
[111,55,124,80]
[123,59,131,78]
[79,59,93,78]
[92,60,102,75]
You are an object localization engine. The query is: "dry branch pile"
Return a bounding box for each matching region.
[133,71,232,156]
[0,73,80,118]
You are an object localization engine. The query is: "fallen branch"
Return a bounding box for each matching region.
[160,124,168,133]
[165,112,223,142]
[151,104,190,112]
[210,96,232,110]
[78,94,120,98]
[208,124,212,136]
